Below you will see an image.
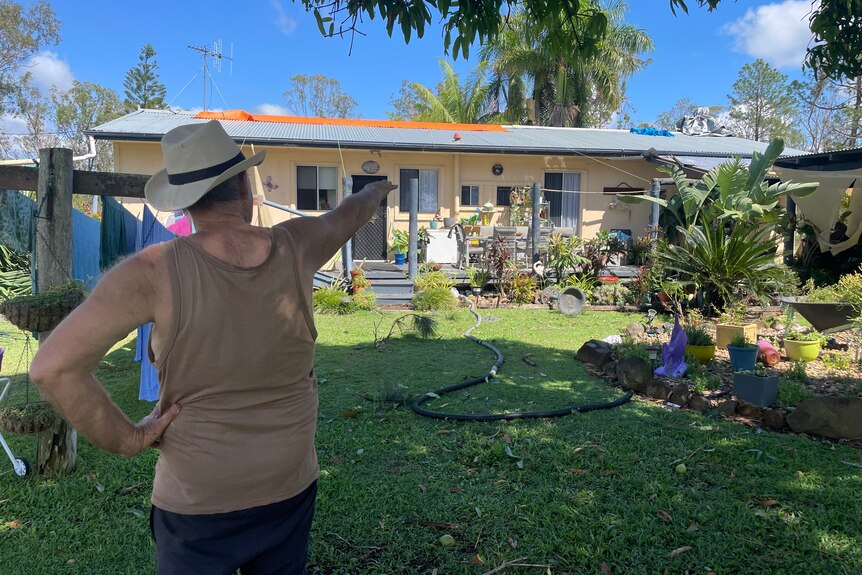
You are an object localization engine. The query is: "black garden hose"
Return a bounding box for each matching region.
[411,298,634,421]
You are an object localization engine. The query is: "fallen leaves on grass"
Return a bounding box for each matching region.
[85,473,104,493]
[521,355,538,367]
[466,554,485,566]
[670,545,692,558]
[435,429,452,435]
[657,510,673,523]
[565,468,590,474]
[508,537,518,549]
[115,483,143,496]
[760,498,780,507]
[3,520,21,529]
[687,522,700,532]
[600,561,613,574]
[329,455,341,465]
[338,411,359,418]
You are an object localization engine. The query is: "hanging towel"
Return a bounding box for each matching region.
[71,210,101,291]
[134,207,176,401]
[0,190,35,253]
[166,215,192,236]
[99,197,139,271]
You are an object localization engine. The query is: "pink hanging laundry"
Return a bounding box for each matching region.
[167,215,192,236]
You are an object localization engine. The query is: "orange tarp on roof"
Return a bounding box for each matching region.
[195,110,508,132]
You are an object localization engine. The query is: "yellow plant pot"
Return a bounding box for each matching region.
[715,323,757,349]
[784,340,821,362]
[685,344,715,364]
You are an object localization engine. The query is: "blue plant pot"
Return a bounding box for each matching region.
[727,345,757,373]
[394,253,406,265]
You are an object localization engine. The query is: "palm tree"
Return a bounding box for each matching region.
[412,59,492,123]
[481,0,653,127]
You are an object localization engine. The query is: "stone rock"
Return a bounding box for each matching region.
[688,394,712,413]
[625,322,645,338]
[602,361,618,378]
[763,408,787,431]
[668,384,692,408]
[577,340,613,368]
[737,402,763,420]
[825,338,849,352]
[616,357,653,393]
[718,400,738,417]
[646,380,671,401]
[754,319,769,331]
[787,397,862,440]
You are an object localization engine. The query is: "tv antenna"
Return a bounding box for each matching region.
[187,40,233,111]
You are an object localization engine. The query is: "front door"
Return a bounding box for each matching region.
[351,175,388,260]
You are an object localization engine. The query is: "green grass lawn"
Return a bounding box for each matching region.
[1,309,860,575]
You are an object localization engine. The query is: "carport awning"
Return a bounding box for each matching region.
[773,166,862,255]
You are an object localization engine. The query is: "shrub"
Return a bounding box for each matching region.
[784,360,808,383]
[821,351,851,371]
[691,368,721,394]
[413,287,457,311]
[777,380,813,408]
[614,338,650,361]
[351,290,377,311]
[508,273,538,304]
[684,325,714,346]
[559,274,598,302]
[592,283,634,306]
[414,270,454,291]
[313,285,353,314]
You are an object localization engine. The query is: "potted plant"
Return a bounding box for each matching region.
[714,302,757,350]
[784,329,825,362]
[727,334,758,372]
[684,324,715,364]
[460,214,480,235]
[481,202,495,226]
[0,281,86,333]
[350,267,371,294]
[733,364,779,408]
[391,230,409,265]
[467,267,491,297]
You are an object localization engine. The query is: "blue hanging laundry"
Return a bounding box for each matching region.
[134,207,176,401]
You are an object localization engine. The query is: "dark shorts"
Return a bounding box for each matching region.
[150,481,317,575]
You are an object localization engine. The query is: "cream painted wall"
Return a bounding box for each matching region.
[112,140,667,242]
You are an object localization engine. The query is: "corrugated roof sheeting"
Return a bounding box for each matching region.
[658,155,752,172]
[89,109,809,157]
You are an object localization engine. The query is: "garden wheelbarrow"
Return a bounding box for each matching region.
[0,377,31,477]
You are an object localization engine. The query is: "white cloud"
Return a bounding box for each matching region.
[255,103,293,116]
[0,114,28,135]
[721,0,815,68]
[26,51,74,91]
[270,0,297,36]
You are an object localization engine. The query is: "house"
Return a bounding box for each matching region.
[88,109,807,261]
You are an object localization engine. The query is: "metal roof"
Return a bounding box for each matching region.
[657,155,752,173]
[88,109,810,158]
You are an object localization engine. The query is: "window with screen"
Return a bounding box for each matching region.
[496,186,512,206]
[296,165,337,211]
[399,169,439,213]
[460,185,479,206]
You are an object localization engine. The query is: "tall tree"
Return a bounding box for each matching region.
[386,80,424,121]
[0,0,60,115]
[9,72,59,158]
[296,0,859,80]
[790,72,846,152]
[283,74,358,118]
[481,0,652,128]
[123,44,167,110]
[727,59,799,144]
[52,81,125,170]
[412,60,491,123]
[655,97,723,131]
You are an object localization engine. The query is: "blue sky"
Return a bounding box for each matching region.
[26,0,815,127]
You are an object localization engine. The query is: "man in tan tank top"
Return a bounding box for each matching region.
[30,120,397,574]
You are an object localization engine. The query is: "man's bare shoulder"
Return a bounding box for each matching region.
[101,242,171,295]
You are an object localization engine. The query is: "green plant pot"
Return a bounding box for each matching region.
[784,340,821,362]
[685,344,715,364]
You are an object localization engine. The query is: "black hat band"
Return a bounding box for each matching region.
[167,152,246,186]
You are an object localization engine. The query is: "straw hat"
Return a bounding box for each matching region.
[145,120,266,211]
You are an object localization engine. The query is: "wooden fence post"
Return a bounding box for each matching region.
[34,147,77,475]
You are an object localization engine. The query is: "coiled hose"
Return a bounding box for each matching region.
[411,298,634,421]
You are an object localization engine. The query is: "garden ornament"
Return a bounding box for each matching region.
[654,315,688,378]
